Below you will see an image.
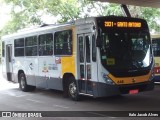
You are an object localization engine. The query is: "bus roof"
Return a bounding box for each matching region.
[2,16,148,40]
[1,21,75,40]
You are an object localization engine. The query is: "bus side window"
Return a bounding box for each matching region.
[54,30,72,55]
[25,36,37,56]
[39,33,53,56]
[14,38,25,57]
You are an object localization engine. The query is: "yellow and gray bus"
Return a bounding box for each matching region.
[1,16,154,100]
[152,34,160,82]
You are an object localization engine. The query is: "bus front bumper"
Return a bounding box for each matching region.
[96,81,154,97]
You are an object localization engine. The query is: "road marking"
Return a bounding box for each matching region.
[109,117,117,119]
[1,92,25,97]
[26,99,44,103]
[86,112,108,117]
[53,104,69,109]
[0,91,32,98]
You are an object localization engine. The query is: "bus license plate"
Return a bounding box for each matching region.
[129,89,139,94]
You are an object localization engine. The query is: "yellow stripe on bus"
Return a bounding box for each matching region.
[108,72,151,85]
[61,56,76,77]
[61,27,76,77]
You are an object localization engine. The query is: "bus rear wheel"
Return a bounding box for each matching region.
[19,73,35,92]
[68,77,80,101]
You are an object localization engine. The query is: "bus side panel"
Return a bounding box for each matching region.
[12,57,37,85]
[38,57,63,90]
[12,58,24,83]
[25,57,37,86]
[1,57,7,80]
[61,27,76,79]
[61,56,76,78]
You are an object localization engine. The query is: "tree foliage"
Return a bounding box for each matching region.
[1,0,160,36]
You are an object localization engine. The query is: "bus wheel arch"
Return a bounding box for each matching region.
[18,70,35,92]
[63,73,80,101]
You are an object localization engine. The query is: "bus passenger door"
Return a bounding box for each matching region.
[78,34,94,95]
[6,44,13,81]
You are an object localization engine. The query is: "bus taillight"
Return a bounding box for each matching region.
[154,67,160,74]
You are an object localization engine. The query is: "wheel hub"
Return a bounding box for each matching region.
[20,77,25,89]
[69,82,77,97]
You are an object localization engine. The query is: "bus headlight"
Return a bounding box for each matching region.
[102,73,115,85]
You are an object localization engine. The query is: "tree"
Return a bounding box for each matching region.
[1,0,160,36]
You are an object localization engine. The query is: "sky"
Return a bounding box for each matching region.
[0,2,61,31]
[0,1,106,31]
[0,2,11,30]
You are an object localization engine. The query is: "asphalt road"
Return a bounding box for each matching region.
[0,67,160,120]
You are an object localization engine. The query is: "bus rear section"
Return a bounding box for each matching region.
[152,35,160,82]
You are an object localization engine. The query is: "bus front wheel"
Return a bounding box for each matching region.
[68,77,80,101]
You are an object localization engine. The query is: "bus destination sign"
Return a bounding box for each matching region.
[104,21,141,28]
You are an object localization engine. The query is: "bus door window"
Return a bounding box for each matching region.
[85,35,91,79]
[7,45,12,62]
[6,44,13,81]
[78,36,84,79]
[92,35,96,62]
[78,34,93,94]
[2,42,5,57]
[85,36,91,63]
[85,35,92,94]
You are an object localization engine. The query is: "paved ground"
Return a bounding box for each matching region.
[0,66,160,120]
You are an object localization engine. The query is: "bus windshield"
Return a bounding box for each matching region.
[100,30,151,77]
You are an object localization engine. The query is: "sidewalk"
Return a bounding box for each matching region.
[0,65,18,90]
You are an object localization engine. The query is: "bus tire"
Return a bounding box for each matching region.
[68,77,80,101]
[19,73,30,92]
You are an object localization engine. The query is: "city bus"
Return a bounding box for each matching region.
[1,16,154,100]
[152,34,160,82]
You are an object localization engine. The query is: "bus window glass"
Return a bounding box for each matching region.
[152,39,160,57]
[39,33,53,56]
[25,36,37,56]
[92,35,96,62]
[87,65,91,79]
[100,31,150,76]
[86,36,91,63]
[14,38,24,57]
[15,38,24,47]
[80,65,84,78]
[2,41,5,57]
[54,30,72,55]
[79,36,84,63]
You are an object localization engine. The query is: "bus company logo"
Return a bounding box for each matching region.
[132,78,136,83]
[55,57,61,64]
[2,112,11,117]
[42,61,48,72]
